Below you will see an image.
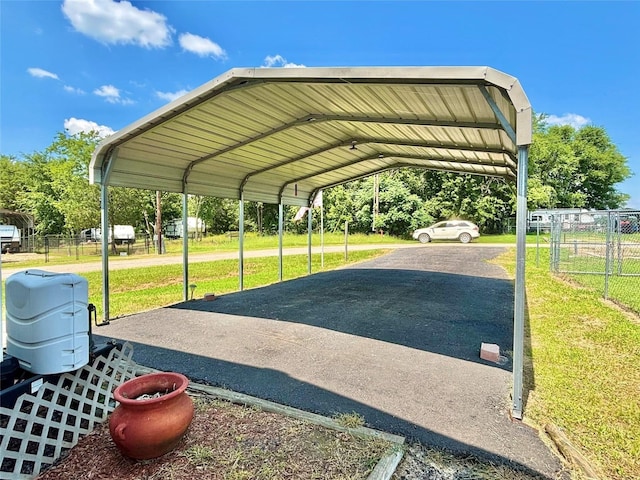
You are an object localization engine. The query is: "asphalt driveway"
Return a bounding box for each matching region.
[95,245,564,478]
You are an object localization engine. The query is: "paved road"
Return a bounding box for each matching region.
[93,245,566,479]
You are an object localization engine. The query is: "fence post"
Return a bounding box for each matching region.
[550,215,558,272]
[604,212,612,299]
[344,220,348,261]
[616,211,623,276]
[536,221,540,267]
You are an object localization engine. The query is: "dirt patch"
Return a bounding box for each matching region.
[36,396,393,480]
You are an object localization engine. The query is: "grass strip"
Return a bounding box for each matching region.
[5,231,543,269]
[494,249,640,480]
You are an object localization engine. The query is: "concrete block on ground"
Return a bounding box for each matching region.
[480,343,500,363]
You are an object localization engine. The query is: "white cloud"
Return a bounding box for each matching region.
[545,113,591,129]
[156,89,190,102]
[94,84,120,101]
[64,85,86,94]
[61,0,172,48]
[93,84,133,104]
[64,117,115,137]
[262,54,305,68]
[179,33,226,59]
[28,67,59,80]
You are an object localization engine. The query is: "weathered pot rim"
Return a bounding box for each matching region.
[114,372,189,405]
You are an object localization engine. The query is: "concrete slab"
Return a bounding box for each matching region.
[95,245,564,478]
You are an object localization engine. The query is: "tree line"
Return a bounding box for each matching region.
[0,115,631,239]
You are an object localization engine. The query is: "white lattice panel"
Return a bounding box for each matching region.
[0,342,137,479]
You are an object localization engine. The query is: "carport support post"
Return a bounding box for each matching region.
[239,194,244,291]
[512,145,529,419]
[100,182,110,322]
[0,242,3,362]
[307,204,312,274]
[182,189,189,301]
[278,202,283,282]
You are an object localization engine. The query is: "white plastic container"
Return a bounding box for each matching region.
[6,270,89,374]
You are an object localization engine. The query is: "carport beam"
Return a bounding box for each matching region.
[308,205,312,274]
[512,145,529,419]
[239,194,244,291]
[99,148,116,324]
[182,189,189,301]
[278,203,284,282]
[100,183,110,322]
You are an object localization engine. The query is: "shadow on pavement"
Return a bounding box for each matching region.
[170,267,515,371]
[93,336,557,479]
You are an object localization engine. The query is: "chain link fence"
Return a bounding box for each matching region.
[546,209,640,314]
[29,235,153,260]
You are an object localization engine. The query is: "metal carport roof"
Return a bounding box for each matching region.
[90,66,531,206]
[89,66,531,418]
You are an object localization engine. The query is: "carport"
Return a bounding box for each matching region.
[89,66,531,417]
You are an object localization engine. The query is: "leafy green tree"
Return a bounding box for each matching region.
[528,117,630,209]
[199,197,238,234]
[0,155,28,212]
[17,152,66,235]
[44,132,102,234]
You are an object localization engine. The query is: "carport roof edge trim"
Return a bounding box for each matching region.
[89,66,532,198]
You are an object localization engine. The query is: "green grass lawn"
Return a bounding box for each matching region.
[495,249,640,480]
[82,249,388,318]
[544,247,640,314]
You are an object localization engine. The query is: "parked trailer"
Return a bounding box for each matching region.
[0,224,21,253]
[81,225,136,245]
[164,217,205,239]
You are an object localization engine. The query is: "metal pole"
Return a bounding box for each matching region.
[550,215,556,271]
[320,203,324,269]
[0,243,3,362]
[182,189,189,302]
[344,220,349,261]
[156,190,162,254]
[512,145,529,419]
[604,211,612,299]
[616,211,622,276]
[536,221,540,267]
[100,183,110,323]
[278,202,283,282]
[239,195,244,291]
[307,205,312,275]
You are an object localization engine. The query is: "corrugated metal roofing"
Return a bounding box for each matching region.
[90,66,531,206]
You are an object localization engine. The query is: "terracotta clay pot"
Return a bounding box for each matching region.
[109,372,194,460]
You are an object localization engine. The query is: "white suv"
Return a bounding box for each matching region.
[412,220,480,244]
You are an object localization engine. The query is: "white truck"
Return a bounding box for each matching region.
[0,224,21,253]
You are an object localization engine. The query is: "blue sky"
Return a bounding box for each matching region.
[1,0,638,208]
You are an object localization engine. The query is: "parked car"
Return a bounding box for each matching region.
[619,215,639,234]
[412,220,480,244]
